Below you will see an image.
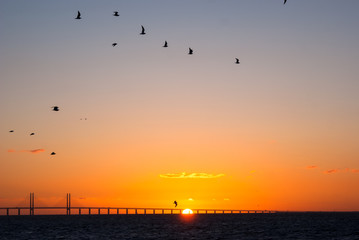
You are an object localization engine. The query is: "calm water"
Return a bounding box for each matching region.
[1,213,359,239]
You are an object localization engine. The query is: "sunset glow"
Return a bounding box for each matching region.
[182,209,194,215]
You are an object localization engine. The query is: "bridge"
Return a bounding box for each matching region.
[0,193,276,216]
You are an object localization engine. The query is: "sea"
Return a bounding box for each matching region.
[0,212,359,239]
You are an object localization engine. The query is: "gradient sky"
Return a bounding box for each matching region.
[1,0,359,211]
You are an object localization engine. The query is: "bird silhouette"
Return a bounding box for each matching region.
[112,43,117,47]
[52,106,59,111]
[235,58,240,64]
[188,48,193,55]
[30,133,35,136]
[75,11,81,19]
[9,130,14,133]
[51,152,56,155]
[173,200,178,207]
[284,0,287,4]
[140,25,146,35]
[113,11,119,17]
[163,41,168,48]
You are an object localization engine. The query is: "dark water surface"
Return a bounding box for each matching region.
[1,213,359,239]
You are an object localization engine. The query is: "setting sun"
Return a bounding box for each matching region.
[182,209,194,214]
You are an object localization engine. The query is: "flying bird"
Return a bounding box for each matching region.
[235,58,240,64]
[188,48,193,55]
[284,0,287,4]
[51,152,56,155]
[140,25,146,35]
[173,200,178,208]
[163,41,168,48]
[75,11,81,19]
[9,130,14,133]
[112,43,117,47]
[30,133,35,136]
[52,106,59,111]
[113,11,119,17]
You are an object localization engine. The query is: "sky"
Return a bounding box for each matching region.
[1,0,359,212]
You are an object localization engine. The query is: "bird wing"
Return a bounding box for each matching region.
[77,11,81,18]
[141,25,145,32]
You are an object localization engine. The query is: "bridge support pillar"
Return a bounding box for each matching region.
[66,193,71,215]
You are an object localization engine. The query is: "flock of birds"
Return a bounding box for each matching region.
[8,106,63,156]
[74,10,241,63]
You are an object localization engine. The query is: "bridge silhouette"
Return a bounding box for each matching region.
[0,193,276,216]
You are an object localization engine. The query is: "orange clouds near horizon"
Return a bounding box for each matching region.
[159,172,225,179]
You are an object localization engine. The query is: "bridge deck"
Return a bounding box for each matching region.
[0,207,276,216]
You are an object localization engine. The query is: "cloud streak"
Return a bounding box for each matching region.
[159,172,225,179]
[22,149,45,154]
[306,165,318,169]
[324,169,339,174]
[306,165,359,174]
[8,149,46,154]
[324,168,359,174]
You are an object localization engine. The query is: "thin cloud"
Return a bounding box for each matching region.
[7,149,16,153]
[159,172,225,179]
[324,169,339,174]
[306,165,318,169]
[323,168,359,174]
[21,149,45,154]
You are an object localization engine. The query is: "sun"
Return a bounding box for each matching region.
[182,209,194,214]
